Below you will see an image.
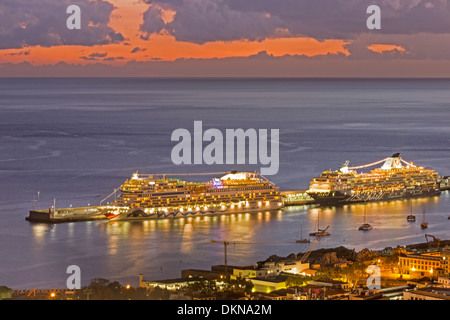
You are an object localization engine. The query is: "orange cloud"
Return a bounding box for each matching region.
[367,44,406,54]
[0,0,349,66]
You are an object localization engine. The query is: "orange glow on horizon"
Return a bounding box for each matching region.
[4,0,420,68]
[368,44,406,54]
[0,34,350,66]
[0,0,350,66]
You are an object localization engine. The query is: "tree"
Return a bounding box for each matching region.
[82,278,124,300]
[0,286,12,300]
[146,287,171,300]
[286,276,307,287]
[340,262,367,289]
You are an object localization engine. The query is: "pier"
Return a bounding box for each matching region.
[26,206,105,223]
[25,190,315,224]
[440,176,450,191]
[280,189,315,206]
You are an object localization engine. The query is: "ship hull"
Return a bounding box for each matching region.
[308,187,441,206]
[101,201,283,221]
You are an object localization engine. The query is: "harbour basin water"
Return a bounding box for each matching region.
[1,78,450,289]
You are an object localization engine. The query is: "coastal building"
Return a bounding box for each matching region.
[225,260,311,280]
[181,269,224,281]
[349,290,385,300]
[138,274,201,291]
[231,265,273,279]
[260,260,310,275]
[309,278,350,291]
[251,287,341,300]
[378,285,414,300]
[437,276,450,288]
[407,278,436,289]
[403,287,450,300]
[250,275,289,293]
[298,285,348,300]
[398,251,450,278]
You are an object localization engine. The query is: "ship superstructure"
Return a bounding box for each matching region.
[100,171,283,220]
[307,153,441,205]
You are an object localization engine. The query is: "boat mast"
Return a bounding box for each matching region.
[301,222,303,240]
[363,204,366,224]
[317,211,320,231]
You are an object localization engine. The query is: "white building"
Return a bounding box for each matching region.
[403,287,450,300]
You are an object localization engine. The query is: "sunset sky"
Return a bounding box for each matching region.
[1,0,450,77]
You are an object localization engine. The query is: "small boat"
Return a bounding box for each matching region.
[358,204,373,231]
[421,209,428,229]
[309,212,330,237]
[296,221,311,243]
[359,223,373,231]
[309,228,331,237]
[407,204,416,222]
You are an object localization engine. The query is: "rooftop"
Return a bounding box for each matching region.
[144,277,201,284]
[407,287,450,300]
[211,264,256,272]
[311,278,348,285]
[252,275,290,283]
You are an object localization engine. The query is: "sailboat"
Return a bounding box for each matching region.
[309,211,331,236]
[407,203,416,222]
[358,204,373,231]
[421,209,428,229]
[296,221,311,243]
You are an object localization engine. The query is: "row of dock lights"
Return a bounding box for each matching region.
[138,200,272,214]
[48,284,132,299]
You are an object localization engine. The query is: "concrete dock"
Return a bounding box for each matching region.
[25,190,315,224]
[280,189,315,206]
[26,206,106,223]
[440,176,450,191]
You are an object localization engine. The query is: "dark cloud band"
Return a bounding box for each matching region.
[0,0,124,49]
[140,0,450,43]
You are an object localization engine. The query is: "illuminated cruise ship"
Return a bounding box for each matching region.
[307,153,441,205]
[99,171,283,220]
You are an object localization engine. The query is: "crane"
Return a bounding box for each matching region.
[300,226,330,263]
[211,229,329,277]
[210,240,231,278]
[210,239,298,278]
[425,234,441,247]
[211,240,230,278]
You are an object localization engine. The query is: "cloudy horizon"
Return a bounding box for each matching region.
[1,0,450,77]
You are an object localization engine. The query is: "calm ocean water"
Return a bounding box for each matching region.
[0,78,449,289]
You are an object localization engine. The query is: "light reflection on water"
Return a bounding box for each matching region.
[19,193,450,289]
[2,77,450,289]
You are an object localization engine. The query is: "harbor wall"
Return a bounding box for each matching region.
[26,206,105,223]
[280,190,315,206]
